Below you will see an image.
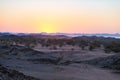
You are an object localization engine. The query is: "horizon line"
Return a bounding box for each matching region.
[0,32,120,34]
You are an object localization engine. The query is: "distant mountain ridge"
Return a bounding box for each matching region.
[0,32,120,38]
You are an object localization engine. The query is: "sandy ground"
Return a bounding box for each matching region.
[33,44,82,52]
[0,49,120,80]
[1,59,120,80]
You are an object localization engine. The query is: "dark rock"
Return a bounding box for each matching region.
[84,54,120,70]
[0,65,40,80]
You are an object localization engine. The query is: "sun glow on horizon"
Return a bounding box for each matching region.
[39,22,57,33]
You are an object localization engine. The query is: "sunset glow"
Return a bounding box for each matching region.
[0,0,120,33]
[40,21,57,33]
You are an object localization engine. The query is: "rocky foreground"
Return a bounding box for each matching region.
[84,54,120,71]
[0,44,120,80]
[0,65,40,80]
[0,45,42,80]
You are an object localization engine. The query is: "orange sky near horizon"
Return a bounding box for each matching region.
[0,0,120,33]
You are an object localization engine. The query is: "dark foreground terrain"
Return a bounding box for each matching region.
[0,65,40,80]
[0,35,120,80]
[0,44,120,80]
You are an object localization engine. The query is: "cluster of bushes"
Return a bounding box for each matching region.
[0,35,120,53]
[104,41,120,53]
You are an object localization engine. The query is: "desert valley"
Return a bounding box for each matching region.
[0,33,120,80]
[1,0,120,80]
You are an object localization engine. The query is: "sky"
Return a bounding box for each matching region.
[0,0,120,33]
